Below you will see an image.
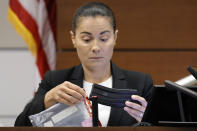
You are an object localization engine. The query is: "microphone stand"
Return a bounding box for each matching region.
[165,80,197,122]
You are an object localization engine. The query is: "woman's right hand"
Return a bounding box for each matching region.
[44,81,86,109]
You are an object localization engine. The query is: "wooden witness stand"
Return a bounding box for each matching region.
[0,127,196,131]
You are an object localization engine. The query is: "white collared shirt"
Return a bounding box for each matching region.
[83,76,112,127]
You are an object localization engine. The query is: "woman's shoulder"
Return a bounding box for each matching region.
[113,64,153,85]
[43,65,82,82]
[112,62,151,80]
[121,68,151,78]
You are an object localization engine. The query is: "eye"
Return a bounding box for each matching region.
[100,36,109,42]
[83,39,91,43]
[81,36,92,43]
[100,38,108,42]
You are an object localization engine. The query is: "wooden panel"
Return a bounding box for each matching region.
[57,0,197,49]
[56,51,197,85]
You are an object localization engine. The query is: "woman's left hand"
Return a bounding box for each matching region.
[124,95,147,123]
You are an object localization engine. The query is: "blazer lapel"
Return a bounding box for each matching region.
[107,62,127,126]
[69,65,84,88]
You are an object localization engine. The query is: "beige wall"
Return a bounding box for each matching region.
[0,0,35,126]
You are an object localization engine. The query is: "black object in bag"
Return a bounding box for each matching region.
[90,84,140,108]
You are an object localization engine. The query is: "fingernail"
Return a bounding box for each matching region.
[124,107,128,111]
[132,95,136,99]
[125,101,129,105]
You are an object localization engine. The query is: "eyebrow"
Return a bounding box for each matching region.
[80,30,110,35]
[100,30,110,35]
[80,31,92,35]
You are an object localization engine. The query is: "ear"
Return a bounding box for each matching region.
[70,30,76,47]
[114,29,118,44]
[114,30,118,41]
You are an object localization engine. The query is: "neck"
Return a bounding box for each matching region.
[83,63,111,84]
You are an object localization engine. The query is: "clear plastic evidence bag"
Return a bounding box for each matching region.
[29,100,92,127]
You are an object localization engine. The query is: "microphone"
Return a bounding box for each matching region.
[175,75,197,86]
[175,66,197,86]
[188,66,197,80]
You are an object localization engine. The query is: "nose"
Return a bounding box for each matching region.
[91,40,100,54]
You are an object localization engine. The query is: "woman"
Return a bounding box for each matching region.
[15,2,153,126]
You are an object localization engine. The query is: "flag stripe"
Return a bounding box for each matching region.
[44,0,57,42]
[9,0,40,48]
[9,0,50,79]
[8,8,37,57]
[36,0,56,70]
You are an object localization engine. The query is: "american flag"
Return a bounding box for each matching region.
[8,0,56,90]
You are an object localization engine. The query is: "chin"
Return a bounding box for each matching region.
[85,61,106,69]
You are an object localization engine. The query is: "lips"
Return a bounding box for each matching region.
[89,57,103,59]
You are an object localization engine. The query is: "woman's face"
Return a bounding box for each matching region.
[71,16,118,69]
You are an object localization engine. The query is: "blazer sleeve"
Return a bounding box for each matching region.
[14,71,53,126]
[142,74,154,104]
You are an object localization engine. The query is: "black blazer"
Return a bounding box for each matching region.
[15,62,153,126]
